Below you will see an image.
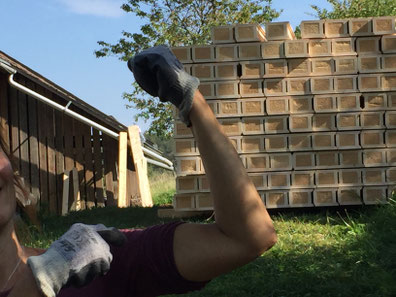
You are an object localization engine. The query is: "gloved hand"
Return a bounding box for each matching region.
[27,223,127,297]
[128,45,200,126]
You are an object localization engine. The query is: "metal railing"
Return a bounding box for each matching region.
[0,61,174,171]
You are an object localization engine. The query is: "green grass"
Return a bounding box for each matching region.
[164,202,396,297]
[19,200,396,296]
[148,168,176,206]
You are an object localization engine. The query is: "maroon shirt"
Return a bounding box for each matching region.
[1,222,208,297]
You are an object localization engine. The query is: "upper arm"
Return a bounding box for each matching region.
[173,223,266,282]
[128,223,208,296]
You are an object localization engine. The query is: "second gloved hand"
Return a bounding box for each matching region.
[128,45,200,126]
[27,223,127,297]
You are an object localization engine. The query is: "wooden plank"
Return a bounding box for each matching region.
[26,79,40,203]
[74,120,86,210]
[63,115,75,171]
[118,131,128,208]
[45,100,57,214]
[126,144,139,206]
[92,129,105,207]
[9,82,20,173]
[35,86,49,210]
[0,73,10,151]
[127,166,140,206]
[102,134,117,205]
[61,170,70,215]
[82,124,95,209]
[69,167,81,211]
[128,126,153,207]
[17,78,30,190]
[54,106,65,214]
[63,115,75,210]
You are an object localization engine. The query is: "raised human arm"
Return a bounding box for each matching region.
[173,91,276,282]
[129,46,277,283]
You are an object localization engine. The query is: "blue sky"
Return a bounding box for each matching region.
[0,0,332,132]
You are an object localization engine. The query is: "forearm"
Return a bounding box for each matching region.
[127,46,276,282]
[189,91,276,252]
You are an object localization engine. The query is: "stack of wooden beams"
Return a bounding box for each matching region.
[171,17,396,210]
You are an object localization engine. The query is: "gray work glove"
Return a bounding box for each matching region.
[27,223,127,297]
[127,45,200,126]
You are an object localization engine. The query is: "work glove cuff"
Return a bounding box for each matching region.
[170,71,200,127]
[28,249,69,297]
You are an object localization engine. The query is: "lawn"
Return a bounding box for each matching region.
[149,167,176,206]
[169,203,396,297]
[17,171,396,296]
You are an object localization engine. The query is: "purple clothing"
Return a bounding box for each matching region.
[0,290,10,297]
[1,222,208,297]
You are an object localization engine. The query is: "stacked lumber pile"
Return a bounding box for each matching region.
[171,17,396,210]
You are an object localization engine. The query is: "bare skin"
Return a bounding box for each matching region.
[0,150,44,296]
[5,241,43,297]
[1,90,276,296]
[173,90,276,281]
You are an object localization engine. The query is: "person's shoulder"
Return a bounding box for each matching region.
[23,246,45,256]
[114,221,185,254]
[120,221,185,237]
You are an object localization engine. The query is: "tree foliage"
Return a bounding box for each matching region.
[144,131,174,161]
[95,0,281,139]
[311,0,396,19]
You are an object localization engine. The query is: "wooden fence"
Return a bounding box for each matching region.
[0,72,123,214]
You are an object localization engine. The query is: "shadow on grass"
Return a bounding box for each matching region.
[166,202,396,297]
[19,206,210,248]
[20,202,396,297]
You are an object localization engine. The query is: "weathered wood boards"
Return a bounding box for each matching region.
[128,126,153,207]
[0,73,120,215]
[117,126,153,208]
[118,131,128,208]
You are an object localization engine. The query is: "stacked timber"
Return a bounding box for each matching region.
[171,17,396,210]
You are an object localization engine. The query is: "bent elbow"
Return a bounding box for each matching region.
[260,227,277,253]
[266,228,278,250]
[249,227,277,258]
